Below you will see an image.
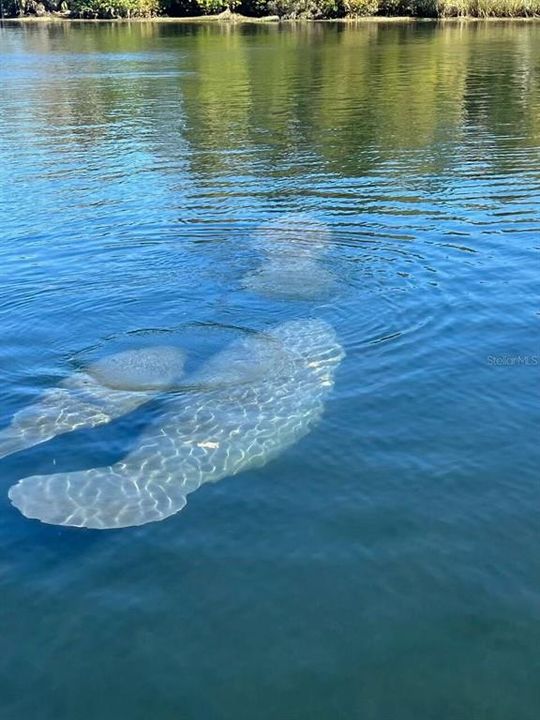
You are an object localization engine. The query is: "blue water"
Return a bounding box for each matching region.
[0,19,539,719]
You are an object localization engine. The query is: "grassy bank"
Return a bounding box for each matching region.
[3,0,540,20]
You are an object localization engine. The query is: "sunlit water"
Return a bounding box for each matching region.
[1,19,539,719]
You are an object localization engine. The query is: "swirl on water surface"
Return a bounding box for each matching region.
[8,320,344,529]
[252,213,332,258]
[76,322,299,391]
[242,213,338,301]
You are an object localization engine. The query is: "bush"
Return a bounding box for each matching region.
[409,0,438,13]
[344,0,378,15]
[161,0,197,13]
[194,0,240,12]
[2,0,24,14]
[237,0,269,15]
[473,0,540,14]
[70,0,159,16]
[2,0,67,14]
[377,0,411,13]
[266,0,341,17]
[5,0,540,20]
[435,0,469,15]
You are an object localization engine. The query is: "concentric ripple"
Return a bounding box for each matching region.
[252,213,332,258]
[74,322,295,391]
[242,213,337,301]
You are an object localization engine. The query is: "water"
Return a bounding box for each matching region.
[1,18,539,718]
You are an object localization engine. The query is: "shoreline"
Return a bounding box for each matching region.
[3,13,540,21]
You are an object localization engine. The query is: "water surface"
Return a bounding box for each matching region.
[1,19,539,719]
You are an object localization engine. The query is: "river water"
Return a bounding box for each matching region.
[0,19,539,719]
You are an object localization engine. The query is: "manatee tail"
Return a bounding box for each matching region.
[0,387,113,462]
[8,462,189,529]
[0,427,41,461]
[0,347,186,462]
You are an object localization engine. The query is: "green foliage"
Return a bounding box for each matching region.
[4,0,540,22]
[433,0,469,15]
[473,0,540,14]
[237,0,269,15]
[266,0,341,17]
[2,0,22,14]
[2,0,66,14]
[194,0,225,12]
[377,0,410,13]
[343,0,378,15]
[408,0,540,14]
[194,0,240,13]
[70,0,159,16]
[409,0,438,14]
[161,0,197,13]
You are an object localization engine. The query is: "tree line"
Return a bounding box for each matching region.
[4,0,540,19]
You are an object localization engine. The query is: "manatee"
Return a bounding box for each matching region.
[8,320,344,529]
[243,214,336,300]
[0,346,186,460]
[243,259,337,301]
[253,213,331,259]
[185,327,299,388]
[86,346,187,391]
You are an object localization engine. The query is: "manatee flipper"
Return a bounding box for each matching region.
[9,320,344,529]
[85,346,187,392]
[185,328,299,388]
[0,347,185,460]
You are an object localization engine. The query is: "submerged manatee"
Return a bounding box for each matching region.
[243,259,336,301]
[9,320,344,529]
[242,214,336,300]
[87,346,187,391]
[0,346,186,460]
[252,213,331,259]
